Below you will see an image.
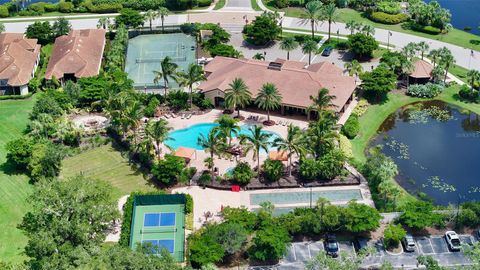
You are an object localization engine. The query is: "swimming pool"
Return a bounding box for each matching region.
[250,189,363,205]
[165,123,280,153]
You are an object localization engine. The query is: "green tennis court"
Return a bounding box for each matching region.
[125,33,196,89]
[129,194,186,262]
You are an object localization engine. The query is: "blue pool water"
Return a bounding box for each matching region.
[249,189,363,205]
[165,123,280,153]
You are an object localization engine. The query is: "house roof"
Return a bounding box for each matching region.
[0,33,40,86]
[198,57,356,112]
[174,147,196,161]
[45,29,106,80]
[410,59,433,79]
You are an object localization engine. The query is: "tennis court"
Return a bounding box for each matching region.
[129,194,186,262]
[125,33,196,90]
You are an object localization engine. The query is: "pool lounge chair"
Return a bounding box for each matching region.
[181,113,185,119]
[171,113,177,118]
[186,113,192,119]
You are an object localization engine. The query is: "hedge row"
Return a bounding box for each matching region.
[369,12,409,25]
[409,23,442,35]
[0,93,33,100]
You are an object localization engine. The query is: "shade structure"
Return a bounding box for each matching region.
[268,151,288,161]
[174,147,196,163]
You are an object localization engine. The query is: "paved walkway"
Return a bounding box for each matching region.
[105,195,129,242]
[223,0,252,11]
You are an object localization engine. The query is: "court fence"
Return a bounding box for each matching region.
[134,193,187,206]
[128,25,184,39]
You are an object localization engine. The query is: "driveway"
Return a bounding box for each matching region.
[223,0,252,10]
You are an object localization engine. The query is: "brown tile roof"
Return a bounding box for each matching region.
[410,59,433,79]
[199,56,356,112]
[0,33,40,86]
[45,29,106,80]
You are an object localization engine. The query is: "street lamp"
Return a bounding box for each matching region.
[387,31,392,50]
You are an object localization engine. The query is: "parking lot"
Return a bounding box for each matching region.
[271,234,476,269]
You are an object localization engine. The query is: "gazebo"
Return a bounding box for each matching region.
[174,147,197,163]
[268,151,288,161]
[409,59,433,85]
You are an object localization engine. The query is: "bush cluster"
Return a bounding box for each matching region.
[0,5,8,17]
[369,12,409,25]
[262,159,285,182]
[409,23,442,35]
[232,162,255,185]
[341,113,360,139]
[458,85,479,103]
[383,224,406,249]
[375,1,401,15]
[406,83,444,98]
[299,149,346,181]
[197,0,213,7]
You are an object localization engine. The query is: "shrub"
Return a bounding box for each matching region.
[167,90,189,111]
[0,5,9,17]
[248,225,290,262]
[336,40,349,50]
[198,172,212,186]
[407,83,444,98]
[353,98,369,116]
[339,134,353,158]
[5,136,34,171]
[458,84,479,102]
[299,158,319,181]
[44,3,58,12]
[275,0,289,8]
[383,224,406,249]
[262,159,284,182]
[151,154,186,185]
[369,12,409,25]
[376,1,401,15]
[197,0,212,7]
[208,44,241,58]
[317,149,346,180]
[185,194,193,214]
[28,2,46,13]
[144,96,160,117]
[341,113,360,139]
[348,33,379,58]
[232,162,254,185]
[178,167,197,184]
[409,23,442,35]
[58,1,74,13]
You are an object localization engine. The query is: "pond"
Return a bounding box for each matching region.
[372,100,480,205]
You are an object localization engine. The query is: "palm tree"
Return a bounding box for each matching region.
[322,3,337,41]
[306,112,338,158]
[302,1,323,38]
[255,83,283,124]
[280,36,299,60]
[224,78,252,118]
[467,69,480,91]
[361,24,375,36]
[417,41,430,60]
[440,51,455,83]
[153,56,178,98]
[97,17,110,30]
[272,124,306,176]
[302,39,318,65]
[345,20,362,35]
[308,88,336,114]
[158,7,170,33]
[344,60,363,83]
[401,42,418,60]
[145,10,158,31]
[176,63,206,109]
[253,53,265,61]
[214,115,240,147]
[400,59,415,87]
[428,49,442,68]
[145,119,173,160]
[239,125,272,172]
[198,130,225,181]
[123,100,144,146]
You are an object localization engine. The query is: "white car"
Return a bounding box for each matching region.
[445,231,461,251]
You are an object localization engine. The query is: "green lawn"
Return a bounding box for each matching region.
[0,97,36,262]
[60,144,155,199]
[213,0,226,10]
[251,0,262,11]
[37,44,53,79]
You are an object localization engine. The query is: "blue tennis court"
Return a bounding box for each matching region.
[142,239,175,253]
[144,212,176,227]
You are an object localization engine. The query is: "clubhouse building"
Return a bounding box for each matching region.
[0,33,41,95]
[198,56,357,119]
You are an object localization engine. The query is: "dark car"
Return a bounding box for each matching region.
[321,46,333,56]
[353,237,369,253]
[325,234,339,257]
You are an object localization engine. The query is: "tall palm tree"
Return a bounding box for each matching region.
[255,83,283,124]
[145,10,158,31]
[272,124,306,176]
[428,49,442,69]
[214,115,240,147]
[176,63,206,109]
[153,56,178,98]
[344,60,363,83]
[361,24,375,36]
[416,41,430,60]
[400,59,415,87]
[224,78,252,118]
[402,42,418,60]
[440,52,455,83]
[158,7,170,33]
[123,100,144,146]
[302,39,318,65]
[467,69,480,91]
[306,112,338,158]
[308,88,336,114]
[280,37,299,60]
[97,17,110,30]
[145,119,173,160]
[345,20,362,35]
[322,3,337,41]
[198,129,225,181]
[302,1,323,38]
[239,126,272,172]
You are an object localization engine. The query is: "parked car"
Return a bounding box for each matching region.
[445,231,462,251]
[324,234,339,257]
[353,237,369,253]
[402,234,416,252]
[321,46,333,56]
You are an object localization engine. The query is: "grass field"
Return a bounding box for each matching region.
[213,0,226,10]
[0,97,36,262]
[60,144,155,199]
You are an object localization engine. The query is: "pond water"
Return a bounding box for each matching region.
[425,0,480,35]
[372,100,480,205]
